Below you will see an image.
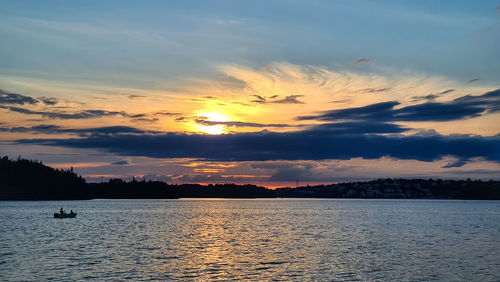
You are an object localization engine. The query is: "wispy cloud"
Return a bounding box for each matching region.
[1,124,157,135]
[299,89,500,122]
[38,96,59,105]
[354,58,371,64]
[1,106,130,119]
[0,89,39,105]
[442,159,468,168]
[271,95,305,104]
[411,89,455,102]
[250,94,305,104]
[111,160,129,165]
[360,88,390,93]
[128,95,146,99]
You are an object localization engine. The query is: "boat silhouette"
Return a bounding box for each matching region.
[54,211,77,218]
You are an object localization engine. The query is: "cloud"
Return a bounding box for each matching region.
[467,78,479,83]
[175,114,298,128]
[130,114,146,118]
[299,89,500,122]
[16,126,500,164]
[440,89,455,95]
[175,116,188,122]
[251,94,266,103]
[361,88,390,93]
[153,111,181,116]
[261,65,272,72]
[250,162,320,182]
[194,118,292,128]
[130,118,159,123]
[128,95,146,99]
[411,94,439,102]
[111,160,129,165]
[270,166,313,181]
[354,58,371,64]
[1,124,155,135]
[0,89,39,105]
[38,96,59,105]
[442,159,468,168]
[249,94,304,104]
[1,106,131,119]
[411,89,455,102]
[309,122,409,134]
[271,95,305,104]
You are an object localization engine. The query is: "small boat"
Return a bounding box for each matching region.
[54,212,77,218]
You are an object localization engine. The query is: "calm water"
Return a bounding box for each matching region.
[0,199,499,281]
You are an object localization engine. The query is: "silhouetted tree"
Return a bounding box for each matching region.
[0,156,89,200]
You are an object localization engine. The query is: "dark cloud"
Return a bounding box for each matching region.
[411,89,455,102]
[354,58,371,64]
[1,124,155,135]
[111,160,129,165]
[411,94,439,102]
[1,106,130,119]
[310,122,408,134]
[128,95,146,99]
[251,95,266,103]
[361,88,390,93]
[299,89,500,122]
[442,159,468,168]
[130,114,146,118]
[270,166,314,181]
[0,89,38,105]
[154,111,181,116]
[467,78,479,83]
[38,96,59,105]
[71,126,154,135]
[16,127,500,164]
[271,95,305,104]
[175,116,188,122]
[298,101,399,121]
[329,99,351,104]
[440,89,455,95]
[130,118,159,123]
[250,162,319,182]
[250,94,305,104]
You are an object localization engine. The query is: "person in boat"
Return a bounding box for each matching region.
[70,210,74,215]
[60,207,65,214]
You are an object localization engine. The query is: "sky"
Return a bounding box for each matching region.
[1,0,499,186]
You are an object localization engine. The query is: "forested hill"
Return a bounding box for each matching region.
[1,156,499,200]
[0,156,89,200]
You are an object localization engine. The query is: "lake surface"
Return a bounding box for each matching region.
[1,199,499,281]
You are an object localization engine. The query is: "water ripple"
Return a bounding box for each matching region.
[0,199,499,280]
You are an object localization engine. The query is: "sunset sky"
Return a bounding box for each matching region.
[1,0,499,186]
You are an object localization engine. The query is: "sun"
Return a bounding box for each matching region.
[195,111,230,135]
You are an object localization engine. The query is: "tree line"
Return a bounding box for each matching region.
[1,156,499,200]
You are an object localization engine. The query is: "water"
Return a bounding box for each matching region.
[1,199,499,281]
